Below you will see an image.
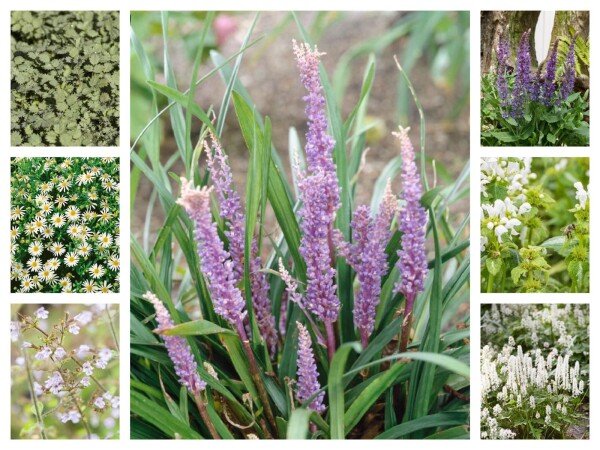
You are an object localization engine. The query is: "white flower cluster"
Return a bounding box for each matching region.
[480,158,534,252]
[481,304,588,440]
[574,181,589,210]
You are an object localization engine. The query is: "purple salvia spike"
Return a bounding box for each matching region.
[495,38,510,117]
[177,179,247,329]
[542,40,559,106]
[560,34,578,102]
[295,321,326,413]
[293,41,341,360]
[513,30,533,119]
[393,129,428,351]
[144,291,206,394]
[203,137,278,352]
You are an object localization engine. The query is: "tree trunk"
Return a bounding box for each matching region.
[549,11,589,45]
[481,11,540,76]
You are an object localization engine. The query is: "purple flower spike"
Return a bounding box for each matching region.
[560,34,577,102]
[178,179,247,329]
[496,38,510,115]
[513,30,533,119]
[542,40,559,105]
[204,135,245,285]
[295,321,326,413]
[393,129,428,318]
[293,41,341,359]
[337,181,397,347]
[144,291,206,394]
[204,134,278,354]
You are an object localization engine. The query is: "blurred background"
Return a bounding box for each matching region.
[130,11,470,242]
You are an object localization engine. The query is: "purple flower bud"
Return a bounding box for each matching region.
[542,40,559,106]
[560,34,577,102]
[337,181,397,347]
[177,180,247,328]
[295,321,325,413]
[293,40,341,326]
[393,129,428,307]
[144,291,206,394]
[204,134,278,353]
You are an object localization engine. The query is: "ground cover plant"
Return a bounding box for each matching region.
[11,304,120,439]
[11,11,120,147]
[10,157,120,293]
[130,12,470,439]
[480,157,589,293]
[481,30,589,146]
[481,304,589,439]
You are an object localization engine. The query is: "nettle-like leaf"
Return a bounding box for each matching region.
[10,11,120,147]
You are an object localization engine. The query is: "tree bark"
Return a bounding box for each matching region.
[481,11,540,76]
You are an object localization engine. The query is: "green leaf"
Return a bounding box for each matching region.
[287,408,313,439]
[328,342,361,439]
[485,257,503,276]
[376,412,469,439]
[546,132,556,144]
[161,319,235,336]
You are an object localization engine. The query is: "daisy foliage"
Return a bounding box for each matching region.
[10,157,120,293]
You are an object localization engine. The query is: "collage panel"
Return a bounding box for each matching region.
[10,303,120,439]
[480,11,589,147]
[130,11,470,440]
[480,303,589,439]
[10,157,121,294]
[480,157,589,293]
[10,11,120,147]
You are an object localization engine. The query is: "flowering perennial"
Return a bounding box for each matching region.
[393,129,428,318]
[145,291,205,394]
[204,132,277,354]
[295,322,325,413]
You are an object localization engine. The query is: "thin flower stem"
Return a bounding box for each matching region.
[236,322,278,437]
[399,294,415,354]
[105,305,120,354]
[193,391,221,439]
[23,348,47,439]
[325,321,336,362]
[75,401,92,439]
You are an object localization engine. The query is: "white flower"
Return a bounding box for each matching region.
[53,347,67,359]
[68,323,80,335]
[35,307,49,319]
[75,310,93,325]
[28,240,44,256]
[77,344,91,358]
[492,404,502,416]
[89,263,105,279]
[82,361,94,376]
[60,410,81,424]
[35,346,53,360]
[10,322,21,341]
[64,252,79,267]
[94,397,106,409]
[45,371,64,394]
[80,376,91,387]
[574,182,588,209]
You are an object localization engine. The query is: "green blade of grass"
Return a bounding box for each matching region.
[375,412,469,439]
[328,342,361,439]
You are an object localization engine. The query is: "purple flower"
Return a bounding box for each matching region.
[293,41,341,328]
[560,34,577,102]
[205,135,245,284]
[295,321,325,413]
[495,38,510,116]
[336,181,397,347]
[542,40,559,105]
[204,133,277,354]
[144,291,206,394]
[177,180,247,329]
[393,129,428,310]
[513,30,533,118]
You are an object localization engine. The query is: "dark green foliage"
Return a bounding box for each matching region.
[11,11,120,147]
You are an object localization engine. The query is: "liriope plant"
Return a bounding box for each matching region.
[130,12,470,439]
